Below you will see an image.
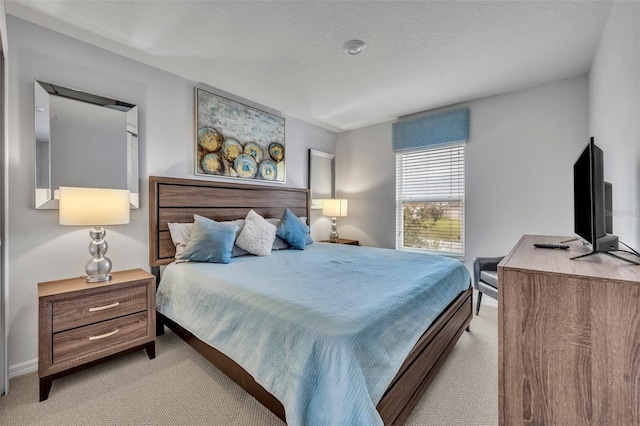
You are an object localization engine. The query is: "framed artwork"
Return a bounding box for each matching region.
[196,87,286,183]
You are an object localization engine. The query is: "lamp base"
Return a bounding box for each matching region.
[86,273,112,283]
[329,217,339,243]
[86,226,113,283]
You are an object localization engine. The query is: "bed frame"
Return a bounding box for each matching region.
[149,175,472,425]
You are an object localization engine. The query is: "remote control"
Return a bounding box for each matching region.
[533,243,569,250]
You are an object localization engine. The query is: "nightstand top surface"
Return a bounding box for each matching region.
[38,268,154,297]
[319,238,359,245]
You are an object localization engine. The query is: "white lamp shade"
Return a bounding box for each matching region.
[322,199,348,217]
[59,187,130,226]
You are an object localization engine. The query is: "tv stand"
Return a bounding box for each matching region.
[568,233,639,265]
[499,235,640,425]
[570,249,640,265]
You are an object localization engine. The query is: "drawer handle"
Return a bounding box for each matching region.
[88,329,119,341]
[88,302,120,312]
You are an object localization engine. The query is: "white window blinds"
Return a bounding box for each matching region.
[395,143,465,257]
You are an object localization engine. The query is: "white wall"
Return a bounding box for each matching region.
[336,75,589,268]
[589,1,640,251]
[335,122,396,248]
[6,16,336,371]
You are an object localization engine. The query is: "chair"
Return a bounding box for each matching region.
[472,256,504,315]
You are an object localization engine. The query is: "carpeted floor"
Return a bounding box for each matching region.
[0,306,497,425]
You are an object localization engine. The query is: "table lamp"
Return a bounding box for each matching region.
[322,199,348,243]
[59,187,130,282]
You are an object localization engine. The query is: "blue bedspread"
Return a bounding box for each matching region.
[156,243,470,425]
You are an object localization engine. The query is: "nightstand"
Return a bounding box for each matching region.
[38,268,156,401]
[320,238,359,246]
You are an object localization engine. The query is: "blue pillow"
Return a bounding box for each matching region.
[277,208,311,250]
[301,221,314,246]
[180,216,239,264]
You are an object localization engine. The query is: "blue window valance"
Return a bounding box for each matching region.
[392,107,469,153]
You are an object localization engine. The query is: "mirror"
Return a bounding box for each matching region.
[308,149,335,209]
[34,81,139,209]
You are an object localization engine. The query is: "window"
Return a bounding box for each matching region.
[396,143,465,257]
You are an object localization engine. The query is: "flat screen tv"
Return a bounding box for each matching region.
[571,137,635,264]
[573,137,606,244]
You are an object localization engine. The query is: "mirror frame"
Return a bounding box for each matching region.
[308,149,335,209]
[34,80,139,209]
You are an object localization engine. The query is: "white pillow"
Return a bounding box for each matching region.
[236,210,277,256]
[168,222,193,259]
[169,215,306,258]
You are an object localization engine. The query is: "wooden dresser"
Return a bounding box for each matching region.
[498,235,640,425]
[38,269,156,401]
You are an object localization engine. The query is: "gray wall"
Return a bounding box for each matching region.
[589,1,640,251]
[6,16,336,371]
[336,75,590,269]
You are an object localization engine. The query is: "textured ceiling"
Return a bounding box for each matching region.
[7,1,612,132]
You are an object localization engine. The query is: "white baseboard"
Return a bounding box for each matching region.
[9,358,37,379]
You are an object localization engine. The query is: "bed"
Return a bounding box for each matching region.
[149,176,473,425]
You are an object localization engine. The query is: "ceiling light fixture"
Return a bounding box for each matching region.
[343,40,366,56]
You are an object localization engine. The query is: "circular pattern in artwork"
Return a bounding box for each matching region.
[258,160,278,181]
[201,153,224,175]
[244,142,263,163]
[198,127,223,152]
[221,138,243,162]
[234,154,258,178]
[269,142,284,162]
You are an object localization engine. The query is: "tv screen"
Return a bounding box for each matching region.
[573,138,606,244]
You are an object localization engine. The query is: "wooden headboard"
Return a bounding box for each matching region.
[149,176,311,267]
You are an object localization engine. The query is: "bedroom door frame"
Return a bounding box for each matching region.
[0,3,7,395]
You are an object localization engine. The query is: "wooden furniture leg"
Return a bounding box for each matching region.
[145,341,156,359]
[39,376,52,402]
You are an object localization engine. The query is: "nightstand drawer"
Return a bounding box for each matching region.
[53,311,148,365]
[52,284,147,332]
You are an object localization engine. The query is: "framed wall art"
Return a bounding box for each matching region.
[196,87,286,183]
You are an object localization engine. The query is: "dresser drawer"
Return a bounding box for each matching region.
[52,284,147,332]
[53,311,148,365]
